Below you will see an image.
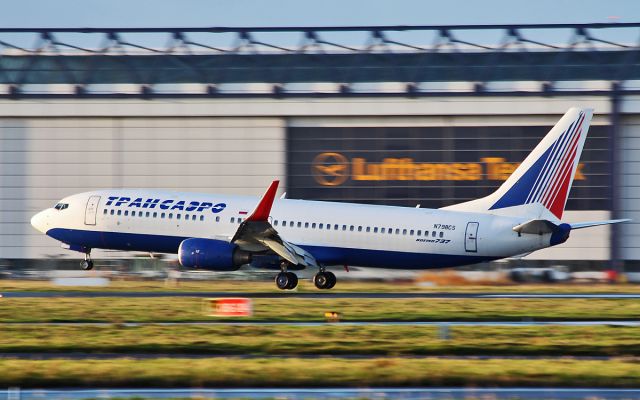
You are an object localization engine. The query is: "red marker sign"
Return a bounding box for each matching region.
[205,298,253,317]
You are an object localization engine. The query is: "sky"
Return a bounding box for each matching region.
[1,0,638,28]
[0,0,638,50]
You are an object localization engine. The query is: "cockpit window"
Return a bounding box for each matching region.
[54,203,69,210]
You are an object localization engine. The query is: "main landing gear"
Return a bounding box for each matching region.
[313,269,336,290]
[80,253,94,270]
[274,262,337,290]
[275,261,298,290]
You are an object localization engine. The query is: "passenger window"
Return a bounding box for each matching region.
[290,221,294,227]
[110,209,114,215]
[124,210,129,216]
[231,217,235,223]
[374,227,378,233]
[274,220,279,226]
[358,226,362,232]
[103,209,107,215]
[381,228,385,234]
[215,216,220,222]
[185,214,190,220]
[305,222,309,228]
[177,214,181,220]
[117,210,122,216]
[395,229,400,234]
[319,223,323,229]
[153,212,157,218]
[200,215,204,221]
[146,212,150,217]
[161,213,165,219]
[366,227,370,233]
[403,229,407,235]
[410,230,414,236]
[350,226,354,232]
[389,228,393,234]
[342,225,346,231]
[169,213,173,219]
[334,224,339,230]
[297,222,302,228]
[417,230,421,236]
[327,224,331,230]
[439,231,444,238]
[432,231,436,237]
[192,215,196,221]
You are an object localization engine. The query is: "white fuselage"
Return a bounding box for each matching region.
[31,189,555,270]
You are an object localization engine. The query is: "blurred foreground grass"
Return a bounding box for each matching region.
[1,297,639,322]
[1,279,639,293]
[1,324,639,357]
[2,357,640,388]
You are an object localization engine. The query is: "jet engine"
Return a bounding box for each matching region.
[178,238,252,271]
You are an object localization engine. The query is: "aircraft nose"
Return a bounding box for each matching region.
[30,210,50,234]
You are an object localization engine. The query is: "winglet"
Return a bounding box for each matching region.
[246,180,279,222]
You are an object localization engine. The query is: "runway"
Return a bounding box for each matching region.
[0,352,625,360]
[2,320,639,326]
[3,388,640,400]
[4,291,640,299]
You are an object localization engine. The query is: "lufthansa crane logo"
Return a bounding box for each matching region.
[312,152,349,186]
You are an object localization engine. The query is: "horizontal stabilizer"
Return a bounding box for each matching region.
[513,219,559,235]
[570,219,631,230]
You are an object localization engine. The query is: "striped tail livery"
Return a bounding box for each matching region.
[445,107,592,220]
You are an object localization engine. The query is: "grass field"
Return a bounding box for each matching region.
[2,281,639,389]
[1,278,639,293]
[1,297,639,322]
[1,357,640,388]
[1,324,639,357]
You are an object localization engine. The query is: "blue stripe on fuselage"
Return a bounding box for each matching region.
[46,228,497,270]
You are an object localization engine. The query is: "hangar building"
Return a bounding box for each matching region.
[0,23,639,268]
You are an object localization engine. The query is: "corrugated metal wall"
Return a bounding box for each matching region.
[620,114,640,261]
[0,117,285,259]
[0,95,632,261]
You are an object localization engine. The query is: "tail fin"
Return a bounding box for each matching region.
[443,107,593,220]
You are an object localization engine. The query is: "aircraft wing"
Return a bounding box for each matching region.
[229,180,320,269]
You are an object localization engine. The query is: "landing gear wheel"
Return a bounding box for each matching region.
[285,272,298,290]
[325,271,337,289]
[314,271,336,290]
[275,272,290,290]
[80,259,94,270]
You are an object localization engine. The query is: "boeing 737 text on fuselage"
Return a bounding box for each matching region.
[31,108,629,290]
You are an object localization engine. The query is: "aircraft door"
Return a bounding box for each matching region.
[465,222,479,253]
[84,195,101,225]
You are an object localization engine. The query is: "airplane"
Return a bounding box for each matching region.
[30,107,629,290]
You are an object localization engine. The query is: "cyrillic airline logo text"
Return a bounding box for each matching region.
[105,197,226,213]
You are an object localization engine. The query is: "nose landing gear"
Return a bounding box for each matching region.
[80,253,94,270]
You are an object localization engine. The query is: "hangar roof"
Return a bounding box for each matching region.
[0,23,639,98]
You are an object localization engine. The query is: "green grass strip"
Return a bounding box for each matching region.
[1,325,639,357]
[1,297,640,322]
[1,357,640,388]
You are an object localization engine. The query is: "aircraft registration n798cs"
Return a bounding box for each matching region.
[31,107,629,290]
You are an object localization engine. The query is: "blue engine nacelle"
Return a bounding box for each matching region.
[178,238,252,271]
